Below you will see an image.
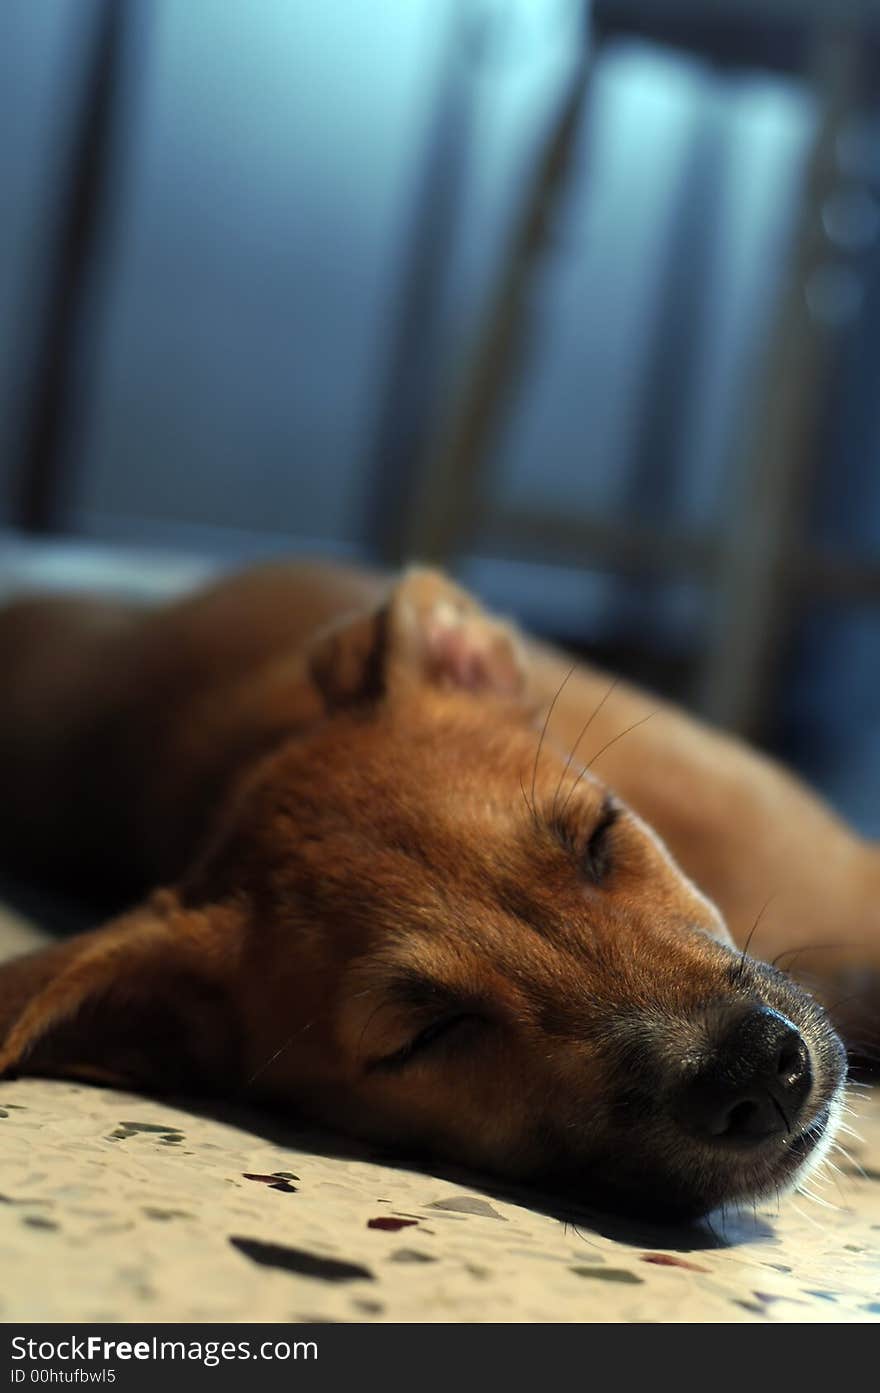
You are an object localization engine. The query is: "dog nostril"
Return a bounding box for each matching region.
[674,1005,813,1148]
[722,1099,758,1137]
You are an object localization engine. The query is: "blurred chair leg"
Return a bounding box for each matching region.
[15,0,125,536]
[364,0,477,567]
[402,33,593,565]
[698,28,863,737]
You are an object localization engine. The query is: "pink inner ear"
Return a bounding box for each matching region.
[423,604,523,695]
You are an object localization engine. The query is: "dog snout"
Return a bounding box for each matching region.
[674,1004,812,1148]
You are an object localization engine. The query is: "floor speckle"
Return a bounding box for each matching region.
[229,1237,374,1283]
[571,1267,644,1284]
[428,1196,506,1219]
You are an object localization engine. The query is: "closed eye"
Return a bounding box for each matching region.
[368,1013,484,1073]
[582,795,619,883]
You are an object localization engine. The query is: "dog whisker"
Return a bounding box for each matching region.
[835,1122,866,1143]
[830,1141,868,1178]
[551,677,618,821]
[519,775,537,826]
[247,1009,326,1085]
[771,940,864,970]
[795,1182,840,1211]
[734,893,779,984]
[789,1197,834,1233]
[530,666,575,816]
[247,1034,295,1085]
[559,710,657,820]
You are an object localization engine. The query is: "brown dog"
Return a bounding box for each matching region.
[0,561,875,1219]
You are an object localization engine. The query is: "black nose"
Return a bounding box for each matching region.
[675,1006,812,1147]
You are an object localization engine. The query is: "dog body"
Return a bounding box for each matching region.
[0,560,875,1218]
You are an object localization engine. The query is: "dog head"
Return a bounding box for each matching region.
[0,570,847,1220]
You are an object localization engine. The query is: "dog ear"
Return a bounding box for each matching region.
[0,890,241,1091]
[309,568,529,709]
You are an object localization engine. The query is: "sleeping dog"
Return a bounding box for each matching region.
[0,561,875,1219]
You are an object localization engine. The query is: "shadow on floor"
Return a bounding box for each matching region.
[138,1086,780,1255]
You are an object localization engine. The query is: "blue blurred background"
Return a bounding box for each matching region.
[0,0,877,833]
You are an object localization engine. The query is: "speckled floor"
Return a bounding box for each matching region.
[1,910,878,1324]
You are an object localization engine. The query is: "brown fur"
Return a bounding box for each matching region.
[0,561,874,1217]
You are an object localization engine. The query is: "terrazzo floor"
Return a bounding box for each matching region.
[1,910,878,1324]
